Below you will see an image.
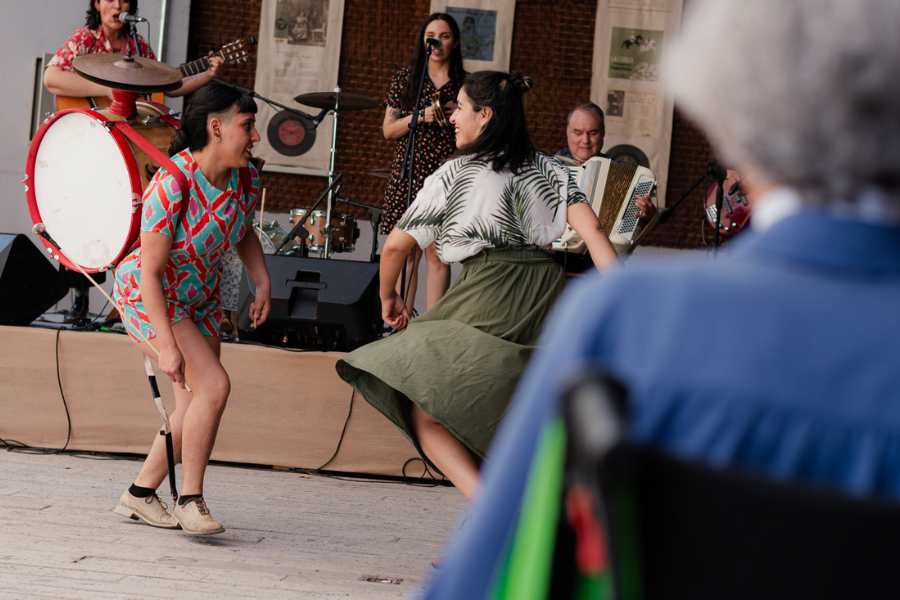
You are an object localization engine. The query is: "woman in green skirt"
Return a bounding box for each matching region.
[336,71,618,500]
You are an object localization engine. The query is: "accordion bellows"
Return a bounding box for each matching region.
[553,156,657,255]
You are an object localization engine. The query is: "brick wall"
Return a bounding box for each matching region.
[188,0,713,249]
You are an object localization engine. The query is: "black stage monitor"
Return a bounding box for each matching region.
[0,233,68,326]
[236,255,381,352]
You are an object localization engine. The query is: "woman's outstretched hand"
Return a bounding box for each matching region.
[382,293,411,330]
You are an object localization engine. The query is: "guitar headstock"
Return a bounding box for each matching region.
[220,37,258,66]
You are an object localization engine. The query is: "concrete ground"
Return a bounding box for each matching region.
[0,450,464,599]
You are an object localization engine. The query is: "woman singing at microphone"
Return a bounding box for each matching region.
[380,13,467,311]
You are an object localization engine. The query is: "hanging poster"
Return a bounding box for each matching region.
[591,0,683,203]
[253,0,345,173]
[430,0,515,72]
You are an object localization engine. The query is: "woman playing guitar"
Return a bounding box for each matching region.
[43,0,223,106]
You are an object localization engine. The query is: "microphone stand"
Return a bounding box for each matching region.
[213,78,328,127]
[656,164,715,226]
[712,163,727,259]
[275,173,344,255]
[397,44,434,304]
[128,23,143,58]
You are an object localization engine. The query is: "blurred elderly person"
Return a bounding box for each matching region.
[422,0,900,596]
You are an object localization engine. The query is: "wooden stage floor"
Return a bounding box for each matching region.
[0,449,463,599]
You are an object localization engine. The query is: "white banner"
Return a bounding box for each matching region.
[253,0,345,173]
[590,0,683,202]
[429,0,515,72]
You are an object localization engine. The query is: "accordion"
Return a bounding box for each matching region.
[553,156,657,255]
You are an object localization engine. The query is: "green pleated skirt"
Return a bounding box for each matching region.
[335,246,565,463]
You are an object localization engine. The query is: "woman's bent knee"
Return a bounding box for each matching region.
[201,370,231,412]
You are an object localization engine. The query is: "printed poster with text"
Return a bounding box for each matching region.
[591,0,683,204]
[430,0,515,72]
[253,0,345,173]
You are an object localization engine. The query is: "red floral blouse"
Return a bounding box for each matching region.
[47,26,156,72]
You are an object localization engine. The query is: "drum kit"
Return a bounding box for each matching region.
[24,50,383,307]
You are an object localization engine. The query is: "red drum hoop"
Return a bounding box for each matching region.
[24,104,178,273]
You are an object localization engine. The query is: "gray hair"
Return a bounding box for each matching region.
[567,101,604,126]
[666,0,900,205]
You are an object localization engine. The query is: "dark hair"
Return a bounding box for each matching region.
[567,101,605,126]
[455,71,536,173]
[168,85,258,156]
[400,13,466,112]
[86,0,139,29]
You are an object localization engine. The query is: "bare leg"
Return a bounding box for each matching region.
[132,320,228,496]
[395,245,423,312]
[410,405,480,501]
[423,243,450,309]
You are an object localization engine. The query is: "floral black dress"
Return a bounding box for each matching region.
[381,67,462,234]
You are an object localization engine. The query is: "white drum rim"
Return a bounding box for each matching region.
[25,108,143,273]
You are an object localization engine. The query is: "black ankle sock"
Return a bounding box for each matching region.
[178,493,202,506]
[129,483,155,498]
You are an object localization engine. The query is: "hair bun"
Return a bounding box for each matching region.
[508,72,534,94]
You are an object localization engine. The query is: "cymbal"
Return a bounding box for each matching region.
[294,91,379,112]
[369,168,391,179]
[73,53,183,93]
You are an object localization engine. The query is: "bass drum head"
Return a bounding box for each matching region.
[28,110,139,272]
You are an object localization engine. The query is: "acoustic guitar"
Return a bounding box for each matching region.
[55,37,257,111]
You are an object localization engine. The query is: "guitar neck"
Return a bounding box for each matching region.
[179,51,221,77]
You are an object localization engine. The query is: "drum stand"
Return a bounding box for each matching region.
[291,88,378,259]
[338,198,383,263]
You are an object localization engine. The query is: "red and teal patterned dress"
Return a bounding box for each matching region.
[113,150,259,342]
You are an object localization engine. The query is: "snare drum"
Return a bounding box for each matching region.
[289,209,359,253]
[24,103,178,273]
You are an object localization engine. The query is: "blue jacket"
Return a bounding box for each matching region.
[424,211,900,599]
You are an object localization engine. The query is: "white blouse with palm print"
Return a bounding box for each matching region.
[397,153,588,263]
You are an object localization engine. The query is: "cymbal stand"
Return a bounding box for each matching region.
[323,87,341,258]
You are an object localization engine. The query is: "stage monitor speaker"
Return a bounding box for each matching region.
[0,233,68,326]
[236,255,381,352]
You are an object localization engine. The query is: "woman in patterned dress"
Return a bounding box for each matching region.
[338,71,619,501]
[43,0,222,102]
[381,13,467,310]
[112,85,271,535]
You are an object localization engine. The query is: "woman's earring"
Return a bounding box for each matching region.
[214,131,221,144]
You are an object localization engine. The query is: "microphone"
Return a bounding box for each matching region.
[119,12,147,23]
[706,158,727,183]
[425,38,442,49]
